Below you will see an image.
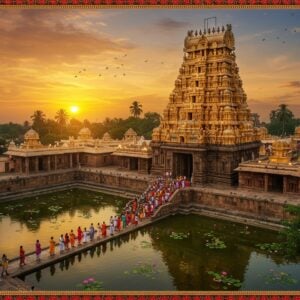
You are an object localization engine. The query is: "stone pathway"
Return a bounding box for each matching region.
[0,218,153,290]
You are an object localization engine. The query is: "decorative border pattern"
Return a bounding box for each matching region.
[0,0,299,5]
[0,294,300,299]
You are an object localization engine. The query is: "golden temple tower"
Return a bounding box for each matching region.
[151,24,261,185]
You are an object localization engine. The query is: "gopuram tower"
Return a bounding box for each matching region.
[151,24,261,186]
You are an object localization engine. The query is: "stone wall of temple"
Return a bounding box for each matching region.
[152,187,292,226]
[0,169,149,197]
[0,171,76,194]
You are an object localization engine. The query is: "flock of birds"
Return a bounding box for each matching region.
[73,53,166,80]
[73,13,298,80]
[260,13,298,44]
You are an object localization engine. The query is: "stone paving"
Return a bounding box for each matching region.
[0,218,153,291]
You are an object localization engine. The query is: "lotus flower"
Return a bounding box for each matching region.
[83,280,89,284]
[88,277,95,282]
[221,271,227,276]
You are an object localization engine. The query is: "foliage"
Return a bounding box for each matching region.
[169,232,189,240]
[0,107,161,149]
[123,262,161,278]
[129,101,143,118]
[262,270,297,285]
[256,243,283,254]
[78,277,104,291]
[207,271,242,290]
[280,205,300,258]
[204,232,227,249]
[266,104,299,137]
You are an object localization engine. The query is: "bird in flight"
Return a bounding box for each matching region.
[106,67,109,70]
[262,38,266,42]
[144,60,148,63]
[99,74,102,76]
[83,68,86,71]
[123,73,126,76]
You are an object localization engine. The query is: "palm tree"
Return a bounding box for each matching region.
[130,101,143,118]
[30,110,46,132]
[269,110,277,121]
[55,109,69,136]
[275,104,294,137]
[55,109,69,127]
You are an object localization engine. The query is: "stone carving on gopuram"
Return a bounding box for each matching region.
[151,24,261,186]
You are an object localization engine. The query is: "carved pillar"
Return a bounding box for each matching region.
[283,176,287,193]
[47,156,51,172]
[35,157,39,172]
[25,157,29,175]
[76,153,79,167]
[54,155,57,170]
[70,154,73,168]
[264,174,268,192]
[137,158,141,172]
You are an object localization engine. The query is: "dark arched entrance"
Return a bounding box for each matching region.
[173,153,193,179]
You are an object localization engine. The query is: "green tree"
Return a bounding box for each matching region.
[55,109,69,136]
[31,110,46,133]
[276,104,294,136]
[130,101,143,118]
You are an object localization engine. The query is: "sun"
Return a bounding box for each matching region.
[70,105,79,114]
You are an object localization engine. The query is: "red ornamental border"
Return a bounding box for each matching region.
[0,0,299,4]
[1,296,300,300]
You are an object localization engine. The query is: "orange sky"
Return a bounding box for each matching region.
[0,9,299,123]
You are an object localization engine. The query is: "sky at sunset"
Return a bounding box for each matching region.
[0,9,299,123]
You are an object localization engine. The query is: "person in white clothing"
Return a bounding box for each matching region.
[59,234,65,253]
[83,227,88,243]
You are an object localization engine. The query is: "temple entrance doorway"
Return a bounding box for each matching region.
[173,153,193,179]
[269,174,283,193]
[129,157,138,171]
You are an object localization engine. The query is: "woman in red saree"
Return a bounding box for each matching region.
[77,226,83,246]
[19,246,26,267]
[101,222,107,237]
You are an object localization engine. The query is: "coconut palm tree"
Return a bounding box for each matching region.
[30,110,46,132]
[130,101,143,118]
[55,109,69,136]
[275,104,294,137]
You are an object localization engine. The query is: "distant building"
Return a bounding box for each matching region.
[4,127,152,175]
[236,126,300,194]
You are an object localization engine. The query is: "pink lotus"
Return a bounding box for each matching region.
[221,271,227,276]
[88,277,95,282]
[83,280,89,284]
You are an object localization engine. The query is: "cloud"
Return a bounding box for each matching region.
[156,17,189,31]
[282,81,300,88]
[0,10,135,65]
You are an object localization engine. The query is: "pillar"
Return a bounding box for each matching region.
[69,154,73,168]
[47,156,51,172]
[35,157,39,172]
[137,158,141,172]
[76,153,79,167]
[283,176,287,193]
[54,155,57,170]
[25,157,29,175]
[264,174,268,192]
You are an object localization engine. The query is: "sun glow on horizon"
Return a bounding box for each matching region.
[70,105,79,114]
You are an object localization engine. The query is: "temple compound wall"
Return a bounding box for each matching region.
[0,169,149,196]
[152,188,293,227]
[151,24,260,186]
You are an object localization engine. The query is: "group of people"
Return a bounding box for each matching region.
[1,174,190,277]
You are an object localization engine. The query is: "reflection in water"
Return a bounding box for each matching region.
[23,215,300,291]
[0,189,127,257]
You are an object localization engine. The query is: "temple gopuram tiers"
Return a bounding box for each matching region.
[151,24,261,185]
